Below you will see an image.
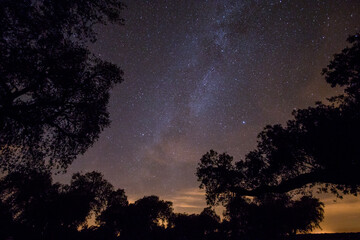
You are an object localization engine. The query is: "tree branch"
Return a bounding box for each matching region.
[232,170,326,197]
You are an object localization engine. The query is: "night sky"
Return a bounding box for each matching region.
[58,0,360,233]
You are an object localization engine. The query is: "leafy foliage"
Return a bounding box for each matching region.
[168,207,221,240]
[197,34,360,204]
[0,170,116,239]
[0,0,125,171]
[197,33,360,237]
[224,195,323,239]
[99,195,173,239]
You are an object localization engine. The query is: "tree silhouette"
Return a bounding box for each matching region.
[0,170,115,239]
[0,192,18,238]
[69,171,115,216]
[97,189,129,238]
[197,34,360,202]
[98,195,173,240]
[223,194,323,240]
[168,207,221,240]
[0,0,125,171]
[197,33,360,237]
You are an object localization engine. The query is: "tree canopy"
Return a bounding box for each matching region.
[223,194,324,239]
[98,195,174,240]
[197,34,360,205]
[196,33,360,238]
[0,0,125,171]
[0,170,118,239]
[168,207,221,240]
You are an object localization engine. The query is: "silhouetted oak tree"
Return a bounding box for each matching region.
[0,170,116,239]
[168,207,221,240]
[223,194,323,240]
[197,34,360,204]
[197,34,360,237]
[97,189,129,237]
[0,0,125,171]
[98,195,173,240]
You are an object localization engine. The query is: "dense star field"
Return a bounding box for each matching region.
[57,0,360,232]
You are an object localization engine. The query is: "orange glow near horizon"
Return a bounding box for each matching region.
[312,194,360,233]
[166,189,360,234]
[84,189,360,234]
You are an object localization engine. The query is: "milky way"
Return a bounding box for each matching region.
[58,0,360,232]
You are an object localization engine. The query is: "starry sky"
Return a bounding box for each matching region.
[59,0,360,233]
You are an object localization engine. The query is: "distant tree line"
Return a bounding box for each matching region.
[0,170,223,240]
[0,169,320,240]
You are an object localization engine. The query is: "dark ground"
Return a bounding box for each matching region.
[290,233,360,240]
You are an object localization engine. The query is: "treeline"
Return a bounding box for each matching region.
[0,170,222,240]
[0,169,326,240]
[0,169,329,240]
